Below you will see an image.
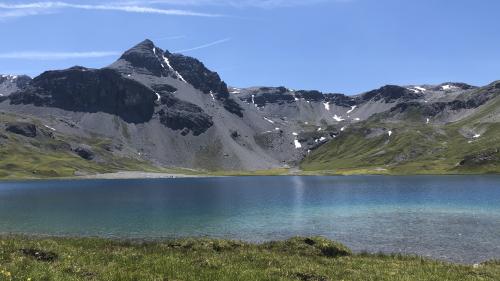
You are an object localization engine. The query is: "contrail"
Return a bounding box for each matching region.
[174,38,231,53]
[0,1,221,18]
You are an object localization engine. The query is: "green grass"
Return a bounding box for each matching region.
[0,236,498,281]
[0,141,163,180]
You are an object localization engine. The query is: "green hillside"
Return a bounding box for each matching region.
[301,92,500,175]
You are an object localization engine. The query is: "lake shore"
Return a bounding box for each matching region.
[70,171,208,180]
[1,235,498,281]
[2,167,500,181]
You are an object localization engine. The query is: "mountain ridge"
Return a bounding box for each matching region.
[0,39,499,178]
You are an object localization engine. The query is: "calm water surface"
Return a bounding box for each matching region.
[0,176,499,263]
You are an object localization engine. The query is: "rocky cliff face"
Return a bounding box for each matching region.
[10,67,156,123]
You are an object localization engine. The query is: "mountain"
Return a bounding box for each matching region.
[0,39,499,178]
[0,40,305,177]
[301,81,500,174]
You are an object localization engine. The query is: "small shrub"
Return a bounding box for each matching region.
[263,237,352,258]
[20,248,58,262]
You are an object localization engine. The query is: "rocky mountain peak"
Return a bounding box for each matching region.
[113,39,243,117]
[432,82,476,91]
[115,39,170,77]
[136,39,155,49]
[121,39,159,57]
[0,74,32,97]
[0,74,31,84]
[111,40,231,96]
[359,85,423,103]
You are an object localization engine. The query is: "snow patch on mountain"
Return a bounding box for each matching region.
[408,86,427,93]
[294,139,302,148]
[441,84,458,91]
[162,55,187,83]
[333,115,345,122]
[323,102,330,111]
[347,106,357,114]
[264,117,274,124]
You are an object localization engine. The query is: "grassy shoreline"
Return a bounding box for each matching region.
[1,168,500,181]
[0,236,498,281]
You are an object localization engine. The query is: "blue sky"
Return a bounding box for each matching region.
[1,0,499,94]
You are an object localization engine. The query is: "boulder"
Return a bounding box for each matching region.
[5,122,37,137]
[73,146,95,160]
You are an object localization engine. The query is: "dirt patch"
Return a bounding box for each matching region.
[294,272,331,281]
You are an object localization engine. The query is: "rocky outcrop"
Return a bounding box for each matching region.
[324,93,356,107]
[459,148,499,166]
[73,146,95,160]
[236,87,356,108]
[5,122,37,137]
[158,94,214,136]
[295,90,325,102]
[359,85,423,103]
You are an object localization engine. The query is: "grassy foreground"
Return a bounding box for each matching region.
[0,236,498,281]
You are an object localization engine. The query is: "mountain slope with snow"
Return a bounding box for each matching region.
[0,39,499,178]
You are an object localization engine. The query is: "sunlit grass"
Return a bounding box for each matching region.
[0,236,498,281]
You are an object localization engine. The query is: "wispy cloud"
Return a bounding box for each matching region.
[124,0,349,8]
[174,38,231,53]
[0,5,53,19]
[0,1,221,19]
[0,51,120,60]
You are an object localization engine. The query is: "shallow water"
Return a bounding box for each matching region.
[0,175,499,263]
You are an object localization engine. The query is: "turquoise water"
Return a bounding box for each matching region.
[0,175,499,263]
